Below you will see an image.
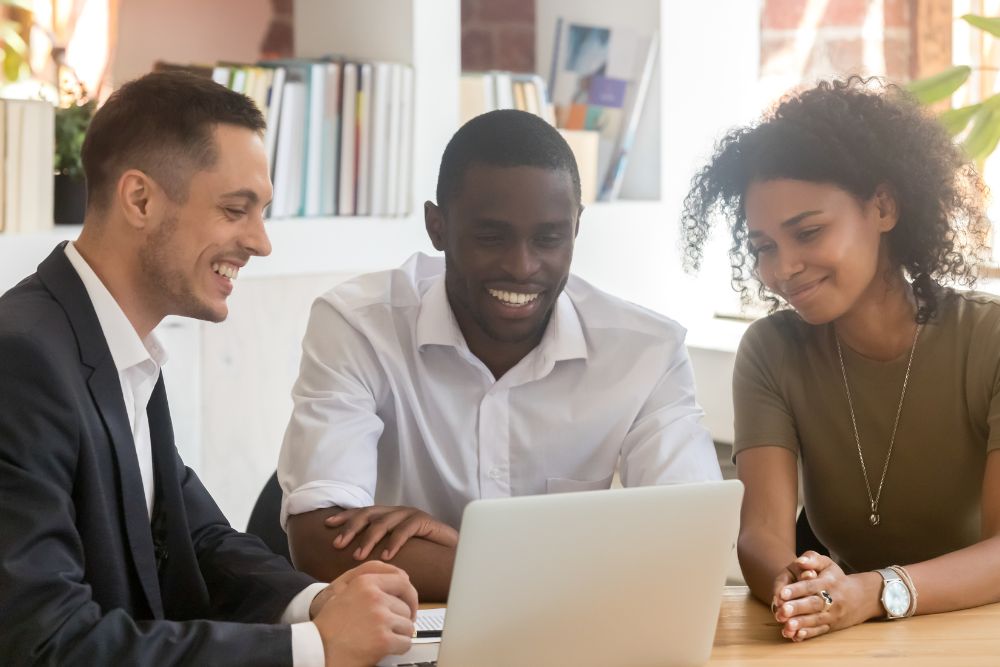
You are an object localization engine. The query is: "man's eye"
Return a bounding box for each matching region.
[225,208,246,218]
[798,227,821,241]
[476,235,503,244]
[535,235,564,247]
[750,243,774,255]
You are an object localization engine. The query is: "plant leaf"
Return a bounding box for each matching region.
[906,65,972,104]
[962,14,1000,38]
[962,106,1000,161]
[0,20,28,54]
[938,103,982,136]
[0,0,34,11]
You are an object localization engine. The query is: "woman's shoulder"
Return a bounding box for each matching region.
[742,309,814,350]
[939,289,1000,333]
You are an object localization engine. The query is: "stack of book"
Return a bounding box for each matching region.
[459,71,555,126]
[0,98,55,234]
[159,57,415,219]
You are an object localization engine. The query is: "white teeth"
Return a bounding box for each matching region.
[487,288,541,307]
[212,262,240,281]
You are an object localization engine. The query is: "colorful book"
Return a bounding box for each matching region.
[548,18,658,201]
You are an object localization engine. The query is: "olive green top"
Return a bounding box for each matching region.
[733,290,1000,573]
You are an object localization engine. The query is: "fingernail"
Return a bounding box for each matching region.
[782,588,791,599]
[382,550,390,560]
[797,556,809,564]
[797,629,806,638]
[784,604,793,614]
[789,619,798,629]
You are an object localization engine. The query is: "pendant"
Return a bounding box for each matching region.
[870,513,880,526]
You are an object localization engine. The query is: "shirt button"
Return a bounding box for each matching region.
[488,467,502,480]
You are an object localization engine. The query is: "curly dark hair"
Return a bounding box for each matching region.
[680,76,989,322]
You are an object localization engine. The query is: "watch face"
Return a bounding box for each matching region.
[883,579,910,617]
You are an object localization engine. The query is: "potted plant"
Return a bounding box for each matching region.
[53,99,93,225]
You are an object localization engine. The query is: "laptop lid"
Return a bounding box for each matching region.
[432,480,743,667]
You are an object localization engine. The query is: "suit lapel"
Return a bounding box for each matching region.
[38,243,165,619]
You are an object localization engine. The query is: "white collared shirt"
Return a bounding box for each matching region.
[65,242,165,517]
[64,243,326,667]
[278,253,721,528]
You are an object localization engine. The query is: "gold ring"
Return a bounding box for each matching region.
[819,589,833,612]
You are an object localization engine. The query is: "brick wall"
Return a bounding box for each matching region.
[462,0,535,72]
[262,0,293,59]
[262,0,535,70]
[761,0,912,98]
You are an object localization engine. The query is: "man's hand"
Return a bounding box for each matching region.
[325,505,459,561]
[311,561,418,667]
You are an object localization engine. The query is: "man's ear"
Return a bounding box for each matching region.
[574,204,584,238]
[871,183,899,233]
[116,169,161,230]
[425,201,447,251]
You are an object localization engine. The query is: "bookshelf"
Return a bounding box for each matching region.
[0,0,765,527]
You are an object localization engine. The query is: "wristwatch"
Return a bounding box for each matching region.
[876,567,911,619]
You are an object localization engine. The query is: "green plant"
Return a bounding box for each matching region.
[906,14,1000,163]
[0,0,32,82]
[55,100,94,180]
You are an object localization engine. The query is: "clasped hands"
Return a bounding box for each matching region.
[771,550,880,642]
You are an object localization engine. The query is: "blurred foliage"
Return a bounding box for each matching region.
[0,0,32,82]
[906,14,1000,163]
[55,99,94,180]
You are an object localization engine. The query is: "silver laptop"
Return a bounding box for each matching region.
[380,480,743,667]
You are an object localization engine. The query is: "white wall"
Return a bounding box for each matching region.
[112,0,272,85]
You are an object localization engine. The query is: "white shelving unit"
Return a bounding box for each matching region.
[0,0,766,525]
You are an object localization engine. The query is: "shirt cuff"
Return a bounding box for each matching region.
[291,621,325,667]
[281,582,329,624]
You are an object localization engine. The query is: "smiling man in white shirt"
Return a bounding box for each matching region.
[0,71,416,667]
[280,110,722,600]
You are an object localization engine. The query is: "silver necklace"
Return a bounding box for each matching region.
[835,324,922,527]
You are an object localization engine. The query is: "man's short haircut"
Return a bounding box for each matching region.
[81,70,266,212]
[435,109,582,211]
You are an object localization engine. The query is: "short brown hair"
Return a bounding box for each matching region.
[81,70,266,212]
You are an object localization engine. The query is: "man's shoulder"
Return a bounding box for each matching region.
[0,272,67,340]
[315,252,444,315]
[564,274,687,346]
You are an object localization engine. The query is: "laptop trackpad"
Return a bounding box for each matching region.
[377,641,440,666]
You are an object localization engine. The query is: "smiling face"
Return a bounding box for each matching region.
[744,179,898,325]
[138,123,273,323]
[427,163,579,355]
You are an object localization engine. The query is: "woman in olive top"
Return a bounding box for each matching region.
[681,78,1000,641]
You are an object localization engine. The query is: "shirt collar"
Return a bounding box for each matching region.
[415,275,464,349]
[64,242,167,373]
[415,273,588,364]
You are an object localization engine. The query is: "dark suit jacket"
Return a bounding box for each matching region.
[0,244,318,665]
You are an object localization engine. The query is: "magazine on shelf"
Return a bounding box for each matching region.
[548,18,658,201]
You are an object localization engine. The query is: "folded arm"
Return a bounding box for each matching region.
[287,506,456,602]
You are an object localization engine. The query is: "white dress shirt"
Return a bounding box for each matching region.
[279,253,721,529]
[64,243,326,667]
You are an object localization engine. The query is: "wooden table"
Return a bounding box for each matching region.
[712,586,1000,665]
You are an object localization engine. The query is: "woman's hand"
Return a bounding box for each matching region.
[771,551,882,641]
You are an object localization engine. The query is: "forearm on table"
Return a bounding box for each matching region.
[737,527,798,604]
[897,535,1000,615]
[287,508,456,602]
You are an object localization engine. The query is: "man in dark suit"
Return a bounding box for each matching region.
[0,72,417,666]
